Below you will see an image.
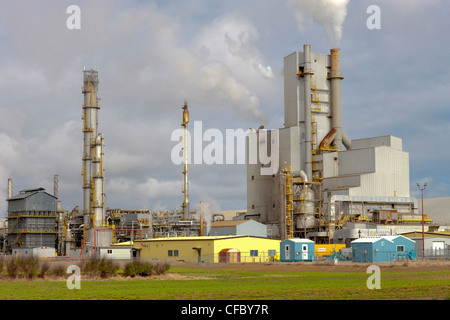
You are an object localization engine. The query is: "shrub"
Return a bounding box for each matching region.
[38,261,50,278]
[0,256,4,275]
[5,256,19,279]
[50,264,66,277]
[124,261,154,277]
[82,258,101,276]
[98,259,119,278]
[154,262,170,275]
[17,256,40,280]
[80,258,118,278]
[123,261,170,277]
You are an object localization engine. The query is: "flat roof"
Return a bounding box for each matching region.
[113,235,278,246]
[401,231,450,238]
[283,238,315,243]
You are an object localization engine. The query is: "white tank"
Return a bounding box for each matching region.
[296,186,316,229]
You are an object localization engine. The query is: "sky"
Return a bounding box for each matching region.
[0,0,449,218]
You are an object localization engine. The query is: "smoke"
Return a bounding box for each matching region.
[196,201,214,235]
[290,0,350,48]
[257,64,274,79]
[191,13,273,124]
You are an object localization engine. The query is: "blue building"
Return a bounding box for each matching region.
[280,238,315,262]
[351,236,416,262]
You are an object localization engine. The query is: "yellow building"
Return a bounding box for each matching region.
[114,236,280,263]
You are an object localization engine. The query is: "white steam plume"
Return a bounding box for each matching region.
[257,64,274,79]
[196,202,214,235]
[290,0,350,48]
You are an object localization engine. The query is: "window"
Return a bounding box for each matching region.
[168,250,173,257]
[174,250,179,257]
[381,241,385,247]
[396,245,405,252]
[250,250,258,257]
[107,249,112,254]
[268,250,276,257]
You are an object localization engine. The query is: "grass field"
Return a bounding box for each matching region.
[0,263,449,300]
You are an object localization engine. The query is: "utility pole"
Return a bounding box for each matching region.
[416,182,428,260]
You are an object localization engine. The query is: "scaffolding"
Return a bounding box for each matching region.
[282,166,293,239]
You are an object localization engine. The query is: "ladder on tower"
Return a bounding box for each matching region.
[282,166,294,239]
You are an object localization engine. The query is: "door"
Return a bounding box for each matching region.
[432,241,445,256]
[302,244,308,260]
[285,244,290,261]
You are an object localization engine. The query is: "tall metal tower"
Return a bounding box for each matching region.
[81,69,105,230]
[181,102,190,219]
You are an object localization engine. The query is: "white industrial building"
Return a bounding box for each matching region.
[246,45,424,243]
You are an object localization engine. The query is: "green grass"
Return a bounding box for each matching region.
[0,268,448,300]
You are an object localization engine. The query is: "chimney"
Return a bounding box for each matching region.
[329,48,344,150]
[7,178,12,199]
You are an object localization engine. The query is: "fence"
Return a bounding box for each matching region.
[352,249,417,263]
[417,248,450,260]
[351,248,450,262]
[142,251,279,264]
[142,249,450,264]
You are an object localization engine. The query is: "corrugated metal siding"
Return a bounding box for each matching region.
[8,191,56,213]
[339,148,376,176]
[284,51,300,128]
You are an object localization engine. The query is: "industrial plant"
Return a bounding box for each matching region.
[0,44,448,262]
[246,45,431,245]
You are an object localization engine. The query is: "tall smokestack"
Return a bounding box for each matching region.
[7,178,12,199]
[54,174,59,199]
[329,48,344,150]
[303,44,313,179]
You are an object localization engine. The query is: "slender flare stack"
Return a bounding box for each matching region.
[181,102,190,219]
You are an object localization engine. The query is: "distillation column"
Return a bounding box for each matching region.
[81,69,105,229]
[92,133,105,227]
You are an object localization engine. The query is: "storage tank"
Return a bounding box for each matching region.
[295,186,316,229]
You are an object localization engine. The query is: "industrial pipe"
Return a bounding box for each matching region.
[319,128,338,150]
[342,131,352,150]
[329,49,344,151]
[200,215,204,236]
